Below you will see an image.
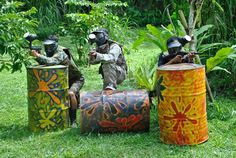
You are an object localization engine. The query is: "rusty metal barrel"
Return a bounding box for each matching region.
[156,63,208,145]
[27,65,70,132]
[80,90,150,133]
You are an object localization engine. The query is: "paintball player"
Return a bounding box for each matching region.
[88,28,127,90]
[30,35,84,127]
[158,35,196,66]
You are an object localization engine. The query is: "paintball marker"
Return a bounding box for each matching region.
[88,33,96,45]
[163,51,199,62]
[23,32,42,52]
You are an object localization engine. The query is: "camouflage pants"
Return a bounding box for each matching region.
[102,63,126,89]
[69,79,84,104]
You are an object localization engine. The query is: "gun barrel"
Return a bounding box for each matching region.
[30,46,42,50]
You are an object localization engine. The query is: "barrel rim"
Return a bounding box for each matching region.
[27,65,68,69]
[157,63,204,71]
[80,89,149,96]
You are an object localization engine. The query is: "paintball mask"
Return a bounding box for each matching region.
[43,37,58,57]
[167,35,191,55]
[88,29,109,46]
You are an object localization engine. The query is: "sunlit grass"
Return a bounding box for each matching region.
[0,37,235,158]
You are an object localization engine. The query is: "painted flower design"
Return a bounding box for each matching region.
[29,69,61,105]
[38,108,57,129]
[80,96,101,116]
[163,99,197,131]
[99,114,143,131]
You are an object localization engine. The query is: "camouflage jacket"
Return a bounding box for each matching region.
[158,51,194,66]
[36,46,84,85]
[89,41,127,71]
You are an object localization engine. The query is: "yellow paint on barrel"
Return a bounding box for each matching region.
[27,65,70,132]
[157,63,208,145]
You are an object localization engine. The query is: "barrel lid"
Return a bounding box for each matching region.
[27,65,68,69]
[157,63,204,71]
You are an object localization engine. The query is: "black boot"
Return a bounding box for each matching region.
[69,108,77,127]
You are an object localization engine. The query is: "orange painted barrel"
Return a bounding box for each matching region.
[156,63,208,145]
[80,90,150,133]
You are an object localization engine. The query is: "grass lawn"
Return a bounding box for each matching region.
[0,41,236,158]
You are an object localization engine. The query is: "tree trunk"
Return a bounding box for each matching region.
[179,1,214,102]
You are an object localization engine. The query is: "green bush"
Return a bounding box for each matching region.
[201,0,236,42]
[208,56,236,96]
[63,0,128,65]
[120,0,182,26]
[23,0,66,38]
[0,1,38,72]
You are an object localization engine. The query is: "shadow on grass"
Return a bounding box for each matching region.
[47,126,205,158]
[0,124,50,140]
[49,120,162,143]
[0,123,82,141]
[0,124,34,140]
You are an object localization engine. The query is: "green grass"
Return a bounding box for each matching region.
[0,42,236,158]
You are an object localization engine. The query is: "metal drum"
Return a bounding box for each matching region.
[80,90,150,133]
[156,63,208,145]
[27,65,70,132]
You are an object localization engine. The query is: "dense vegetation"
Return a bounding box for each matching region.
[0,0,235,157]
[0,0,235,95]
[0,43,235,157]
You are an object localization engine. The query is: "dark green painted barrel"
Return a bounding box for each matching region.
[27,65,70,132]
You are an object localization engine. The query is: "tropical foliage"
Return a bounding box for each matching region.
[0,0,235,95]
[0,1,37,72]
[134,58,157,92]
[0,0,236,157]
[23,0,66,38]
[206,46,236,73]
[131,0,236,96]
[63,0,128,64]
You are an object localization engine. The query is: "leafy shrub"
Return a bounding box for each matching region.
[206,46,235,73]
[63,0,128,65]
[119,0,183,26]
[201,0,236,42]
[132,24,174,52]
[134,58,157,92]
[23,0,66,38]
[132,21,236,95]
[0,1,38,72]
[208,51,236,96]
[131,23,181,92]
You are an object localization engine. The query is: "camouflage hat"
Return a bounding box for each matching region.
[90,28,109,46]
[167,35,192,49]
[167,39,182,48]
[43,38,58,57]
[167,36,183,48]
[92,28,109,37]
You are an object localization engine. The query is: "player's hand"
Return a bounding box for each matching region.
[88,50,97,61]
[188,52,196,59]
[89,50,97,57]
[30,50,40,57]
[171,55,182,63]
